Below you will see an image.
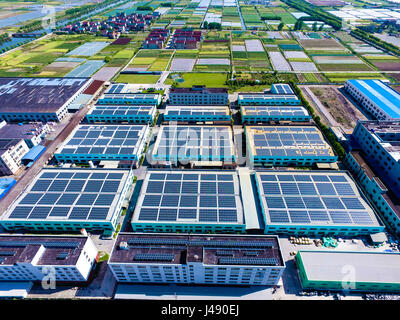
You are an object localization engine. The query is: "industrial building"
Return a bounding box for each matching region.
[151,126,236,164]
[0,178,16,200]
[345,120,400,235]
[238,84,300,106]
[98,92,161,106]
[164,106,231,123]
[54,124,150,165]
[0,77,92,122]
[168,86,228,106]
[296,250,400,292]
[0,235,98,283]
[0,138,30,175]
[131,170,245,233]
[85,105,157,124]
[109,233,285,286]
[245,126,337,166]
[0,121,50,148]
[344,79,400,120]
[240,106,311,123]
[0,168,134,236]
[255,170,384,236]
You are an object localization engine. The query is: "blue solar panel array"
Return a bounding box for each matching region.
[7,170,128,222]
[257,172,377,226]
[135,171,242,224]
[58,124,148,157]
[88,105,155,117]
[248,126,334,158]
[153,126,235,161]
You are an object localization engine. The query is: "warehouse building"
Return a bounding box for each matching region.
[131,170,245,233]
[0,235,98,283]
[255,170,384,236]
[0,121,50,148]
[85,105,157,124]
[245,126,337,166]
[0,168,133,236]
[238,84,299,106]
[344,79,400,120]
[169,86,228,105]
[0,139,30,175]
[164,106,231,123]
[54,124,150,165]
[240,106,311,123]
[0,77,91,122]
[109,233,285,286]
[151,126,236,165]
[98,93,161,106]
[345,120,400,235]
[296,250,400,292]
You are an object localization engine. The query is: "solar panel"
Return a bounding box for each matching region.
[138,208,158,221]
[178,209,197,219]
[341,197,365,210]
[87,207,109,220]
[134,253,175,262]
[28,206,52,219]
[218,257,278,266]
[269,210,290,223]
[199,209,218,222]
[158,209,178,221]
[219,209,237,222]
[329,211,352,224]
[49,207,70,217]
[289,210,310,223]
[68,207,90,220]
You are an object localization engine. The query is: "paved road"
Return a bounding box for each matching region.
[0,106,91,215]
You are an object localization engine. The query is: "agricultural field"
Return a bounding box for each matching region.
[114,74,160,84]
[127,49,174,71]
[166,72,228,87]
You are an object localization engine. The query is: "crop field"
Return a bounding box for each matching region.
[167,72,228,87]
[114,74,160,84]
[0,34,94,77]
[128,50,174,71]
[324,72,387,82]
[299,39,348,52]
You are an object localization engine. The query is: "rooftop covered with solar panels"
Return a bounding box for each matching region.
[164,106,230,117]
[246,126,336,160]
[0,77,91,113]
[0,235,90,266]
[132,170,244,226]
[86,105,157,118]
[151,126,236,163]
[1,168,131,223]
[55,124,149,160]
[241,106,310,118]
[99,93,161,104]
[255,170,382,228]
[110,233,284,266]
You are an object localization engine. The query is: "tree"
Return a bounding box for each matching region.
[312,21,318,32]
[278,22,284,31]
[203,21,208,29]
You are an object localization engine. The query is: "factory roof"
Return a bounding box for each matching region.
[132,170,244,225]
[0,235,90,266]
[0,77,90,114]
[298,250,400,284]
[347,79,400,119]
[255,170,382,228]
[2,168,131,223]
[246,126,335,158]
[110,233,284,267]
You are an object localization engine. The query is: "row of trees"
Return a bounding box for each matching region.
[202,21,222,30]
[351,28,400,56]
[282,0,342,30]
[290,82,346,159]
